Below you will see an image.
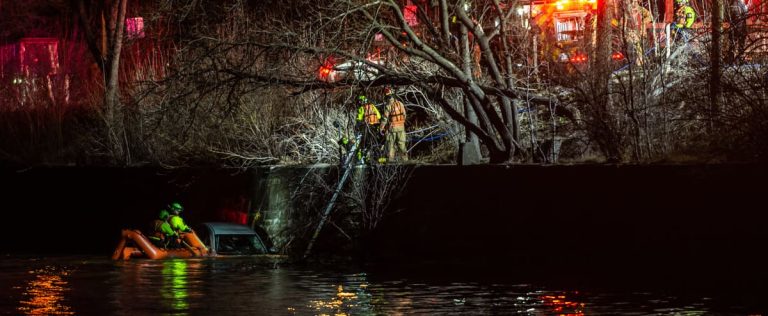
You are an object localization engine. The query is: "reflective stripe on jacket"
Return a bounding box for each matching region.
[676,6,696,28]
[385,99,406,128]
[357,103,381,125]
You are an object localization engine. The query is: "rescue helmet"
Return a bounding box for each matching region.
[357,95,368,105]
[675,0,688,4]
[384,86,393,96]
[159,209,170,220]
[169,202,184,213]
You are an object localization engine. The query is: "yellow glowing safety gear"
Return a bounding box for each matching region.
[383,99,406,128]
[675,5,696,28]
[356,103,381,125]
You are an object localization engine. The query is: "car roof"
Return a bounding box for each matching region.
[201,222,258,235]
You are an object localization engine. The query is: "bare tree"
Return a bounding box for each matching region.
[77,0,130,162]
[142,0,563,164]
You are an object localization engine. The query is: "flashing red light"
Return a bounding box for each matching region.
[611,52,625,60]
[570,54,588,63]
[318,65,332,79]
[318,56,336,81]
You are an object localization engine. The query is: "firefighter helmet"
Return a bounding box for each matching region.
[384,86,393,96]
[675,0,688,4]
[357,95,368,105]
[159,209,170,220]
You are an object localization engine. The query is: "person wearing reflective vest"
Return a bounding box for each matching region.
[672,0,696,43]
[168,202,192,234]
[675,0,696,28]
[355,95,381,163]
[380,87,408,162]
[356,95,381,126]
[149,209,180,248]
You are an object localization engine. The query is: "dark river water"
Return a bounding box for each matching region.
[0,255,762,315]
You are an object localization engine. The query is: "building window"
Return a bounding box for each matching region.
[19,38,59,76]
[554,13,585,42]
[126,17,145,40]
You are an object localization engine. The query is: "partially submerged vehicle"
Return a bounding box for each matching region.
[195,222,275,256]
[112,222,276,260]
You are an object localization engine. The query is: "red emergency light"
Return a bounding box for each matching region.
[570,53,588,63]
[318,56,336,81]
[611,51,625,60]
[318,65,332,79]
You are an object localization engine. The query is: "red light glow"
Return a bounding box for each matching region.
[318,56,336,81]
[319,66,331,78]
[126,17,145,40]
[570,54,588,63]
[19,38,59,76]
[404,4,419,26]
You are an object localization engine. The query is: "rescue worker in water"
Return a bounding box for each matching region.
[149,209,181,249]
[167,201,209,255]
[168,202,192,234]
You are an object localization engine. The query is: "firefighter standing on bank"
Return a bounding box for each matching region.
[355,95,381,163]
[625,0,652,65]
[380,86,408,162]
[672,0,697,43]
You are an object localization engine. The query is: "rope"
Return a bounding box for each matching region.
[406,124,440,135]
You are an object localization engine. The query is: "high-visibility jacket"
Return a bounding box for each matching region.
[151,219,176,239]
[357,103,381,125]
[383,98,406,128]
[169,215,192,233]
[676,5,696,28]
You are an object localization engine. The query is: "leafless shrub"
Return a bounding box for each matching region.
[346,165,412,231]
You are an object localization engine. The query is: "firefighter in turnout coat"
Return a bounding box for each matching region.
[380,87,408,162]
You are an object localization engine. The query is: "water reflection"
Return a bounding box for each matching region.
[538,293,585,315]
[112,258,204,315]
[306,284,362,316]
[161,259,189,313]
[0,257,757,314]
[287,272,591,315]
[17,266,74,315]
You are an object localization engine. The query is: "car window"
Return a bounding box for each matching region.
[194,225,211,248]
[215,234,266,255]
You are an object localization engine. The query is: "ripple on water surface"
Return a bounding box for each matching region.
[0,256,762,315]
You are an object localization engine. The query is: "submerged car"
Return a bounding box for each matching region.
[112,222,278,260]
[195,222,276,256]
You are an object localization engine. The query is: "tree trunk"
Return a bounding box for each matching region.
[459,22,481,163]
[103,0,129,162]
[105,0,126,117]
[591,0,624,162]
[439,0,450,45]
[710,0,723,133]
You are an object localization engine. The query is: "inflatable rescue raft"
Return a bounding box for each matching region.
[112,229,209,260]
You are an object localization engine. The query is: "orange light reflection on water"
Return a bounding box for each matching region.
[540,293,586,316]
[303,284,364,316]
[17,267,75,315]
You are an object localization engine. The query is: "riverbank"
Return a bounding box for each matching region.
[2,163,766,279]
